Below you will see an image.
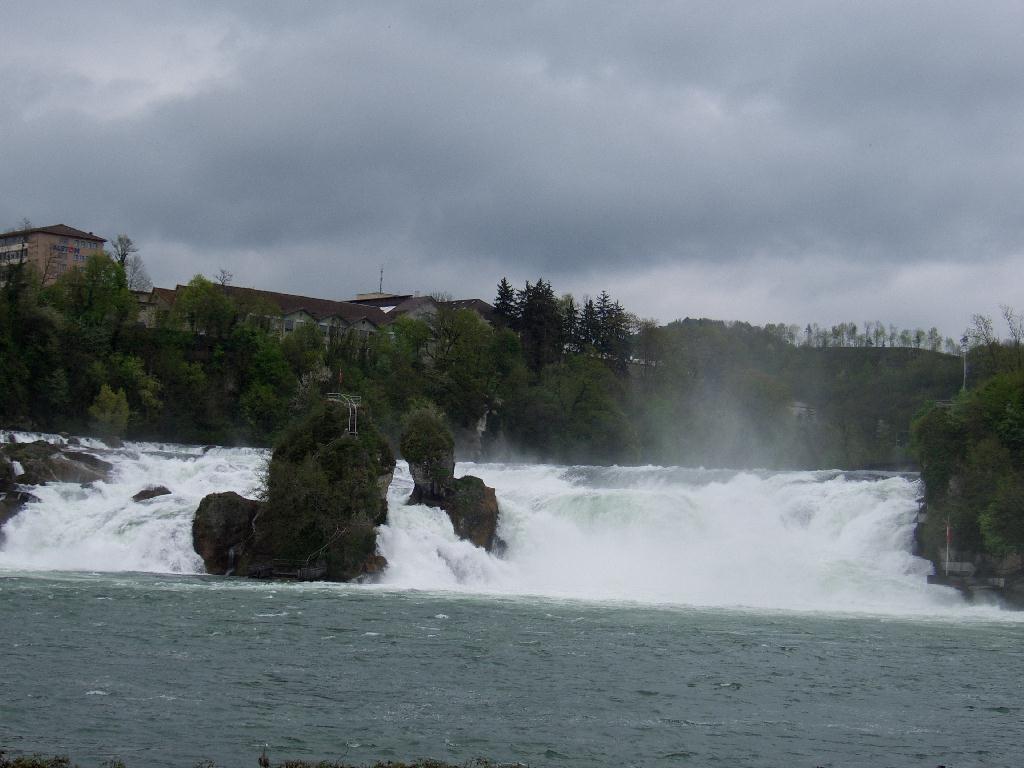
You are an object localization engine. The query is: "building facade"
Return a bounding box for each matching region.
[0,224,106,283]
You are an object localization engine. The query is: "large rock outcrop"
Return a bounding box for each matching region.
[192,491,261,575]
[444,475,501,551]
[0,440,112,485]
[400,407,502,552]
[192,402,396,581]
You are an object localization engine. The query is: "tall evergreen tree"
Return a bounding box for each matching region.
[493,277,518,329]
[519,278,562,372]
[560,294,580,354]
[580,298,599,349]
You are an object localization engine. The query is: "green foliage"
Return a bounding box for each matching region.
[46,254,136,334]
[0,263,972,472]
[281,321,325,376]
[88,384,130,438]
[912,371,1024,561]
[106,353,163,426]
[250,402,396,579]
[399,405,454,482]
[171,275,236,338]
[502,355,637,464]
[240,382,290,442]
[911,404,964,504]
[426,308,506,428]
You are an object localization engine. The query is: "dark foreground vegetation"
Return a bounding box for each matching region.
[0,753,519,768]
[1,255,964,468]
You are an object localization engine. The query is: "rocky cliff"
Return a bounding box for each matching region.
[192,402,395,581]
[400,407,502,552]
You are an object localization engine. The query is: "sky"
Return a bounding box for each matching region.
[2,1,1022,338]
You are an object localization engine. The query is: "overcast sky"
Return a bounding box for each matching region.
[2,1,1022,337]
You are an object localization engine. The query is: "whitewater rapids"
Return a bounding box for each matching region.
[0,431,984,615]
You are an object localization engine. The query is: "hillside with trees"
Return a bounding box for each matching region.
[1,255,966,469]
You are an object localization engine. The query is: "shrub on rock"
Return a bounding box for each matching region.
[238,402,396,581]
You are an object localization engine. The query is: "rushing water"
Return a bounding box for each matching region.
[2,434,1022,766]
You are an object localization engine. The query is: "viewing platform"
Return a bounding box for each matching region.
[325,392,361,434]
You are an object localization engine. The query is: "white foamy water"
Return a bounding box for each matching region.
[0,431,265,573]
[377,462,979,614]
[0,431,996,615]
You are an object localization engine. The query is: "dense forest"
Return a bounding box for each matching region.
[0,254,966,469]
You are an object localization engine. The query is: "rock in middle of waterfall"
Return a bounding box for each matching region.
[400,407,501,552]
[192,401,396,580]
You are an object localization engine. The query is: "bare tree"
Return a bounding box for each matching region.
[968,313,996,346]
[216,268,234,287]
[1002,304,1023,370]
[111,234,138,266]
[967,313,1001,371]
[125,253,152,291]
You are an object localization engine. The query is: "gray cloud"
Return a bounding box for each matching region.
[2,1,1022,333]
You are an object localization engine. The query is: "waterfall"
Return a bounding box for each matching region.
[0,431,974,614]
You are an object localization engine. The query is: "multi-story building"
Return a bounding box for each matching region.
[0,224,106,283]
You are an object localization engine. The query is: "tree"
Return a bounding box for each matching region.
[580,298,599,349]
[124,253,151,291]
[846,322,859,347]
[49,254,137,336]
[967,313,1001,373]
[88,384,130,438]
[634,318,664,375]
[493,277,517,328]
[281,321,325,378]
[518,279,562,372]
[172,274,237,338]
[111,234,138,267]
[559,294,580,354]
[872,321,886,348]
[427,307,498,428]
[1002,304,1023,371]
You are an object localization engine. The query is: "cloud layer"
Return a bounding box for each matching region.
[3,1,1022,334]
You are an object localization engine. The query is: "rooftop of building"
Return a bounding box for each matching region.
[0,224,106,242]
[168,284,392,326]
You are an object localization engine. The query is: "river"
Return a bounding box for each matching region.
[1,434,1021,766]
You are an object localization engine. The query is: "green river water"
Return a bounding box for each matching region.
[2,572,1022,768]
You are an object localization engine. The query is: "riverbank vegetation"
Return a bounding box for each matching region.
[1,256,964,468]
[912,313,1024,566]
